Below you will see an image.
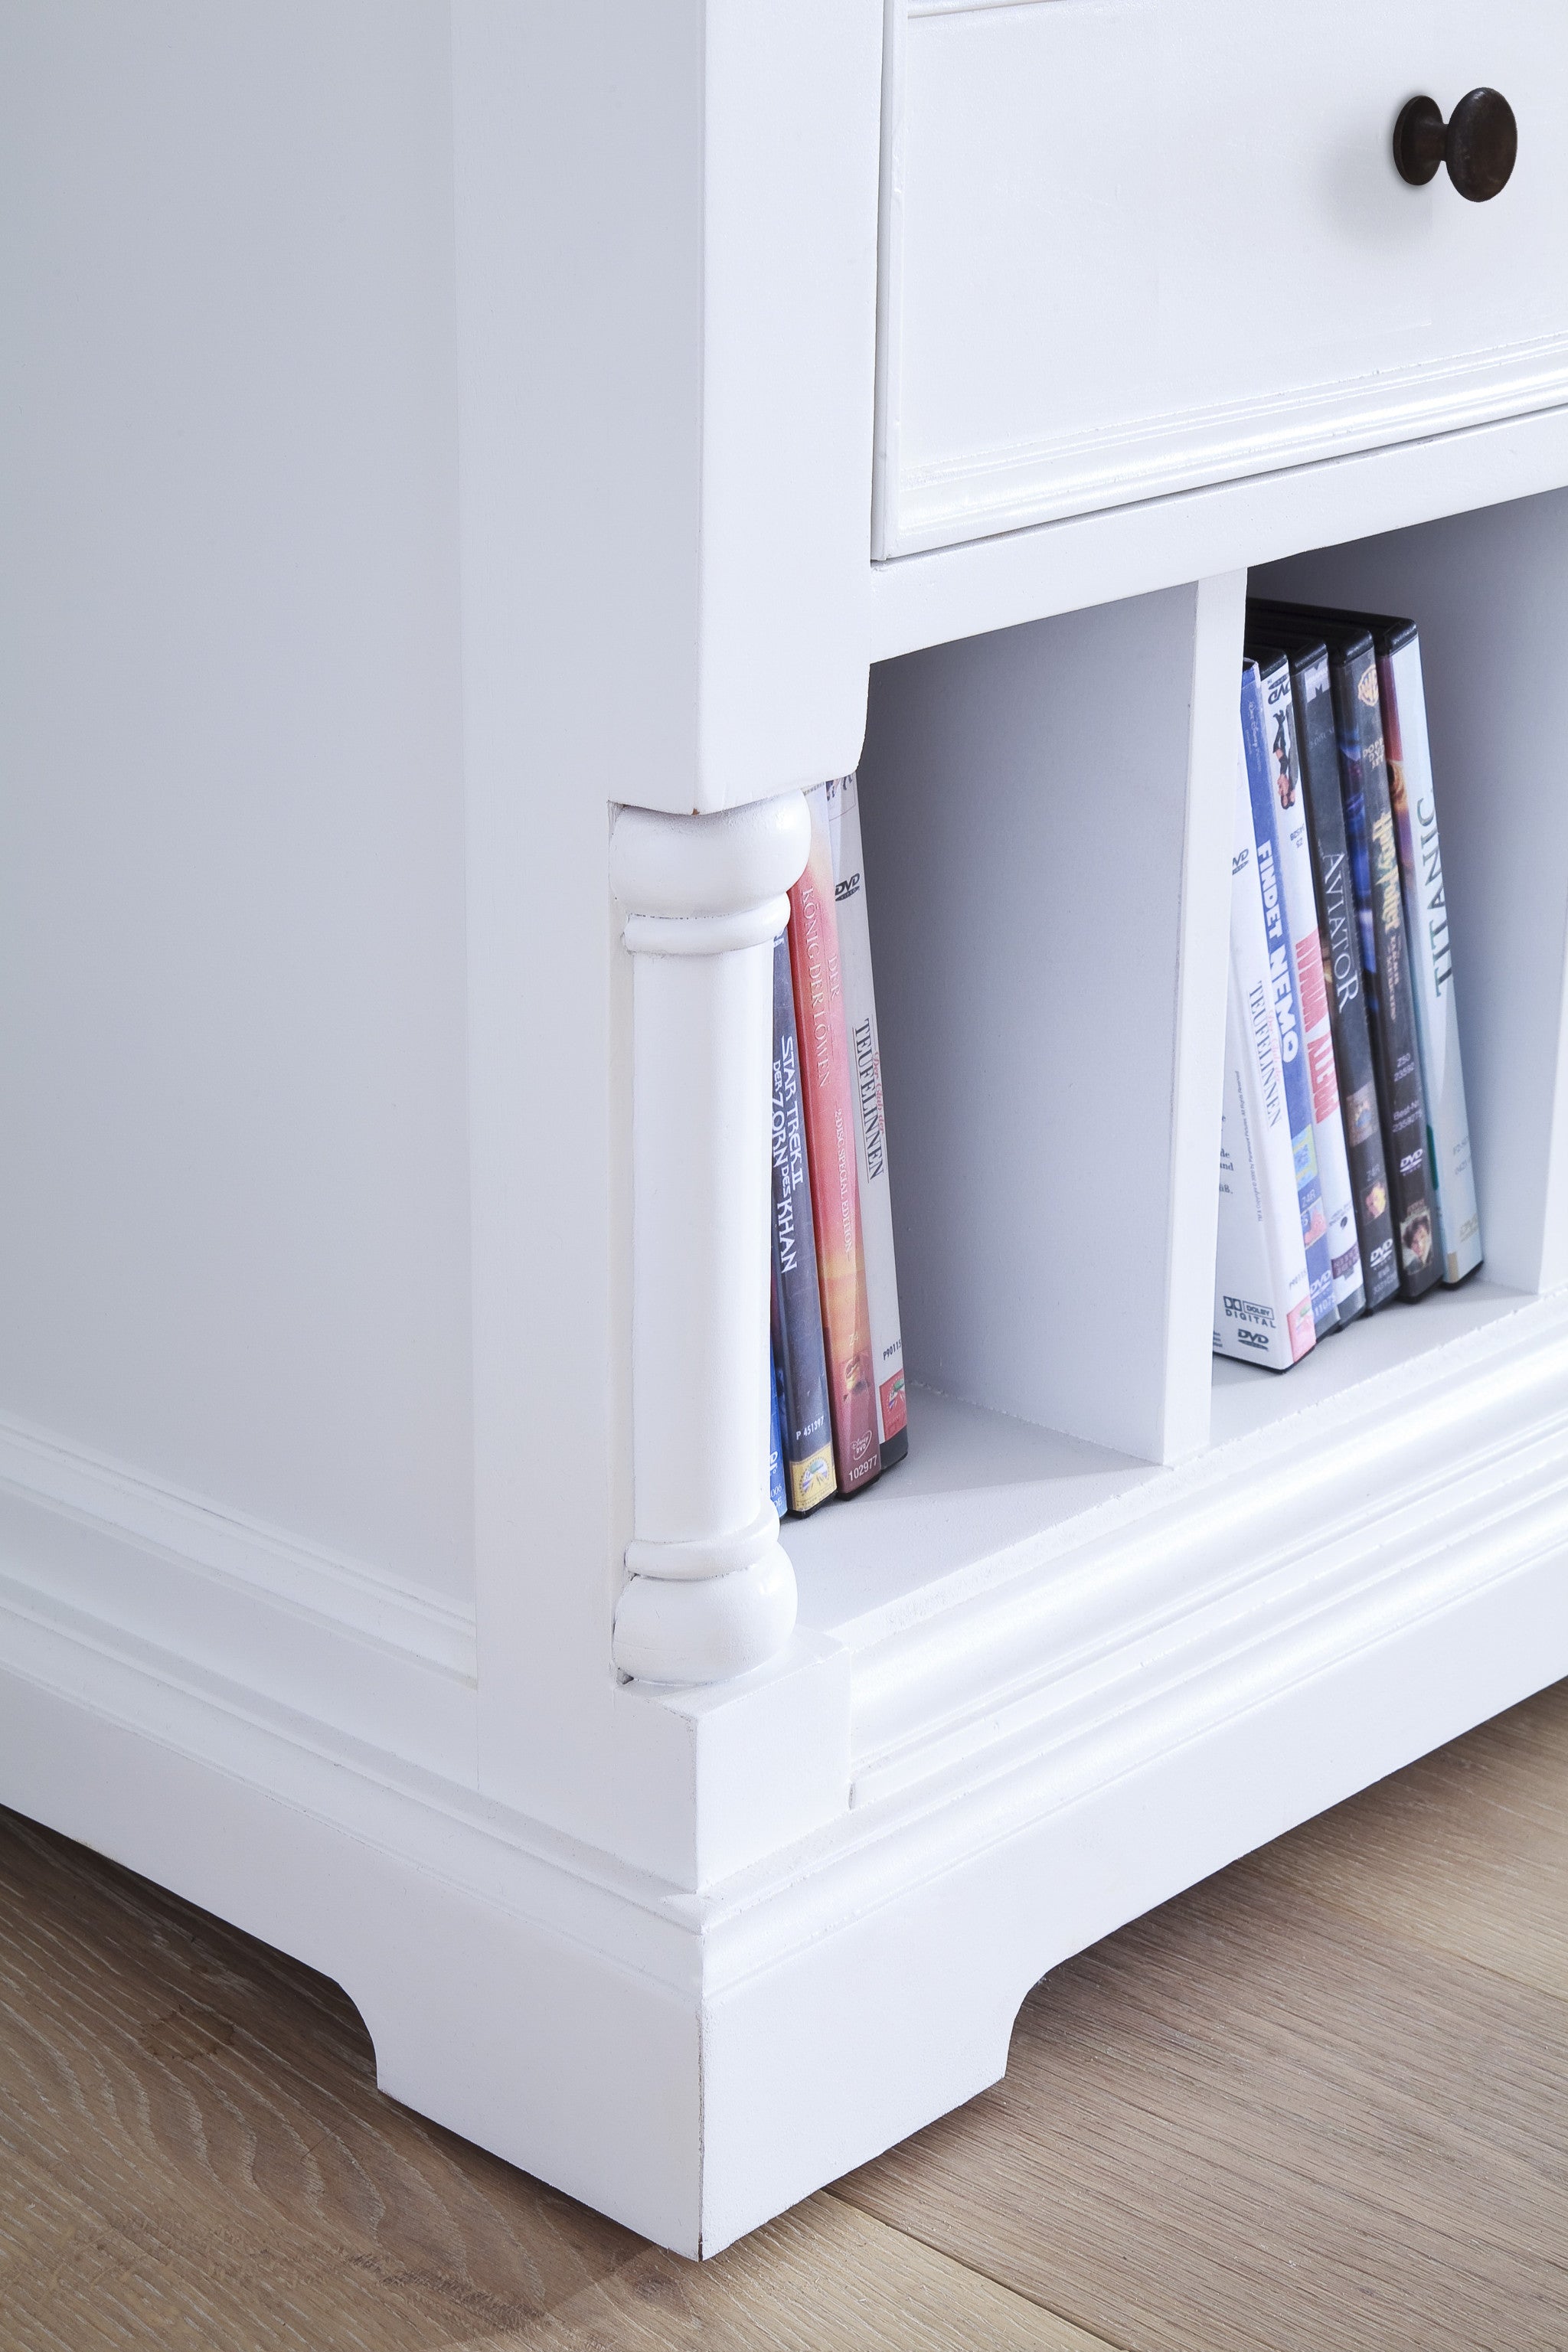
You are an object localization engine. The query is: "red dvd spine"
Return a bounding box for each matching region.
[788,789,881,1497]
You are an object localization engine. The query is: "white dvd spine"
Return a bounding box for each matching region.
[1256,652,1364,1321]
[826,774,907,1461]
[1383,632,1483,1285]
[1214,732,1316,1370]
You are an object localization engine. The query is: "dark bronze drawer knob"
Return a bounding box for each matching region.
[1393,90,1517,201]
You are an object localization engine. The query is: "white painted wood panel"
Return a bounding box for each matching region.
[877,0,1568,554]
[451,0,883,820]
[0,1,475,1600]
[855,577,1240,1465]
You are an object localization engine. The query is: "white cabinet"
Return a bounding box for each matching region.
[4,0,1568,2266]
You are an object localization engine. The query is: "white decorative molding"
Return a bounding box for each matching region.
[869,0,910,570]
[0,1410,476,1778]
[864,404,1568,666]
[908,0,1053,14]
[838,1287,1568,1805]
[609,794,812,1684]
[886,338,1568,558]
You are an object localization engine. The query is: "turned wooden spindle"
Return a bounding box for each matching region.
[609,791,812,1685]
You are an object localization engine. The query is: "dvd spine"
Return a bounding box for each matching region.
[826,774,907,1467]
[1215,730,1316,1370]
[1253,647,1365,1324]
[1254,618,1398,1308]
[769,929,837,1514]
[1329,640,1441,1300]
[768,1344,786,1518]
[788,786,881,1497]
[1240,661,1337,1335]
[1377,626,1484,1285]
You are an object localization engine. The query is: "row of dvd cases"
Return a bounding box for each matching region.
[1215,599,1481,1374]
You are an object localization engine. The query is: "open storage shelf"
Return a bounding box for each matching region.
[792,1279,1532,1656]
[791,488,1568,1716]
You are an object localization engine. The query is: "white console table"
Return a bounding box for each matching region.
[4,1,1568,2259]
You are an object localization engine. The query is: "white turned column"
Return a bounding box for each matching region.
[610,792,812,1684]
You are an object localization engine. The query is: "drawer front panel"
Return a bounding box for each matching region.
[874,0,1568,556]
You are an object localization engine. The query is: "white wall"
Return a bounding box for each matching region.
[0,4,475,1596]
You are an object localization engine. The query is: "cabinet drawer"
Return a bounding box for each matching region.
[874,0,1568,557]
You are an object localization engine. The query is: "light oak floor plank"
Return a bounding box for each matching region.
[1245,1677,1568,2001]
[0,1806,640,2350]
[0,1802,1116,2352]
[495,2197,1116,2352]
[837,1676,1568,2352]
[8,1678,1568,2350]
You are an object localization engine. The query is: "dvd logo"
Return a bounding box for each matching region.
[1370,1240,1394,1266]
[1238,1328,1271,1352]
[1399,1150,1424,1175]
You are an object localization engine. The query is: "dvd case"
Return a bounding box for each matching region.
[769,930,837,1513]
[788,786,882,1497]
[1250,642,1366,1324]
[768,1346,786,1518]
[1253,604,1439,1302]
[1215,728,1316,1370]
[1374,621,1483,1285]
[1266,628,1400,1310]
[826,773,907,1468]
[1240,659,1337,1336]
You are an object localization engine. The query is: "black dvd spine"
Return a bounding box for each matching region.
[770,930,838,1514]
[1326,638,1440,1301]
[1284,639,1399,1310]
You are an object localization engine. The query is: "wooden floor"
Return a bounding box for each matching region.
[5,1684,1568,2351]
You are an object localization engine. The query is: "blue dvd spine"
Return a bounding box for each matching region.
[768,1344,787,1518]
[1240,661,1337,1335]
[770,929,838,1514]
